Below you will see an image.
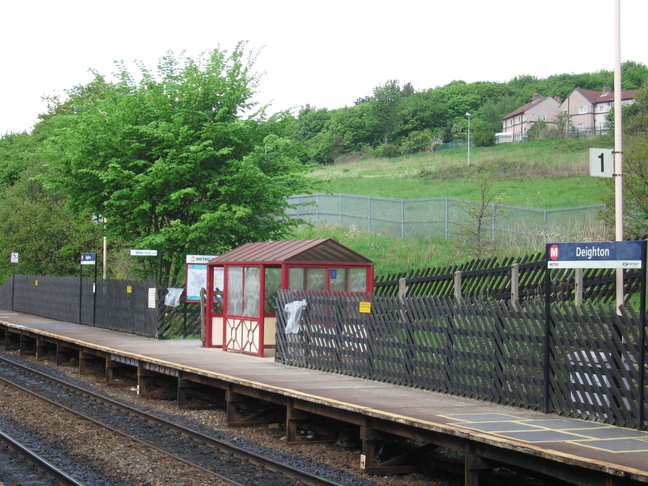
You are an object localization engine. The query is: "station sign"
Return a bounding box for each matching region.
[80,253,97,265]
[186,254,218,264]
[130,249,158,256]
[547,241,643,269]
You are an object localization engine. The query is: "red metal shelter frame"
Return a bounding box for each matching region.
[205,239,374,357]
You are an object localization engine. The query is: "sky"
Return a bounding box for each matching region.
[2,0,647,135]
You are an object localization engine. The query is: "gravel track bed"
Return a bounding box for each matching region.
[0,350,453,486]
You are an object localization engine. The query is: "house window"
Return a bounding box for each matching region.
[508,119,513,127]
[515,116,521,124]
[579,106,588,114]
[598,104,606,113]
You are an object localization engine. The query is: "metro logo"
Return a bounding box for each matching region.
[549,244,560,260]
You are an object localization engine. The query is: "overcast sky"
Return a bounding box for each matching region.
[2,0,647,135]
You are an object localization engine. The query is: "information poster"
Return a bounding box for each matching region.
[185,255,218,302]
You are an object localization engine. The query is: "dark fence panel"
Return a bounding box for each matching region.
[0,277,13,310]
[94,279,158,337]
[4,275,158,338]
[276,290,647,429]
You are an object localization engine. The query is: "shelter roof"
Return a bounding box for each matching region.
[210,239,372,265]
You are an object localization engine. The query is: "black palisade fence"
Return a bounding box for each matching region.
[275,290,647,430]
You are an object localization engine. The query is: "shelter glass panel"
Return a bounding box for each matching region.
[264,267,282,314]
[243,267,260,317]
[213,267,224,313]
[349,268,367,292]
[227,267,243,315]
[289,267,304,290]
[330,268,347,292]
[307,268,327,290]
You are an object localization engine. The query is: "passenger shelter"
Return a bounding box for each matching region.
[205,238,374,356]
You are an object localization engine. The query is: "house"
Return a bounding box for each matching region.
[499,93,562,142]
[560,86,638,135]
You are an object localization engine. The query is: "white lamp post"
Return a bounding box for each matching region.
[466,112,471,166]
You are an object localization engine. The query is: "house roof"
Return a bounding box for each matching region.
[209,239,373,265]
[571,88,638,104]
[502,96,559,120]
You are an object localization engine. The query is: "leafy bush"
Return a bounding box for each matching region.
[400,130,434,154]
[473,131,496,147]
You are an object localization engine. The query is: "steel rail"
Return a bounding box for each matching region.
[0,427,86,486]
[0,355,347,486]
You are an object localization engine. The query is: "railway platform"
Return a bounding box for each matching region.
[1,310,647,486]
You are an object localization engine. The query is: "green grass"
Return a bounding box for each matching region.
[290,137,614,274]
[309,137,613,208]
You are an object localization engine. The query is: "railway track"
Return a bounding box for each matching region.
[0,354,359,486]
[0,427,85,486]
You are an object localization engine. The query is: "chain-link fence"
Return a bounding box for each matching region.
[286,193,607,244]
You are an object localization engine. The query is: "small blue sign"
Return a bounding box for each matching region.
[330,269,337,279]
[81,253,97,265]
[547,241,643,269]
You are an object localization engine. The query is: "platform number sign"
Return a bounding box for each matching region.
[589,148,614,178]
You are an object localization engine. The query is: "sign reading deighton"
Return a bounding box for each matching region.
[547,241,644,269]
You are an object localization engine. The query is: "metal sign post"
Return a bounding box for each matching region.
[10,252,18,311]
[80,253,97,325]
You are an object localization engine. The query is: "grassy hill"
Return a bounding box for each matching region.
[291,136,615,274]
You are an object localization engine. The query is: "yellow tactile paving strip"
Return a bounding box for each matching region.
[443,413,648,453]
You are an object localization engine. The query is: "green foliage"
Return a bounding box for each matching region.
[472,131,496,147]
[526,120,563,141]
[291,64,647,164]
[399,130,435,155]
[369,79,405,146]
[39,46,316,285]
[0,133,35,187]
[0,166,102,281]
[600,83,648,238]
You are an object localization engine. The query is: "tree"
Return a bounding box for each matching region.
[0,164,102,281]
[369,80,404,146]
[618,84,648,238]
[40,45,316,285]
[454,173,504,260]
[600,84,648,238]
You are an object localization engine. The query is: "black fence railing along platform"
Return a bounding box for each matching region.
[276,290,647,430]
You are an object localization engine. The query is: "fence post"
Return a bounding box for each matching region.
[401,199,406,239]
[339,194,343,227]
[368,195,372,233]
[316,194,320,225]
[574,268,583,306]
[492,203,497,241]
[398,278,408,303]
[510,264,519,308]
[454,271,462,303]
[445,198,450,239]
